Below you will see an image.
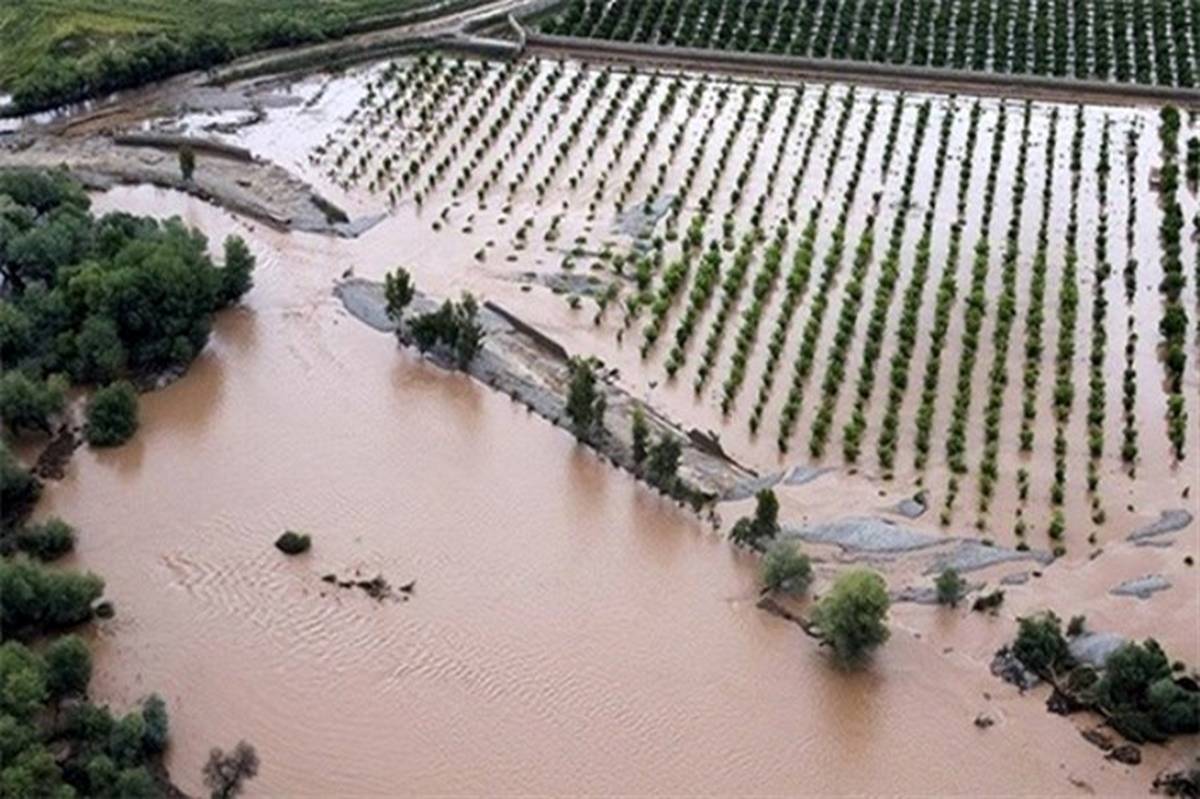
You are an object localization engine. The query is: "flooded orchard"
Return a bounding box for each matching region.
[8,50,1198,796]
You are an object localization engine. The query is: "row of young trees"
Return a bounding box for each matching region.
[841,100,941,464]
[381,57,1177,547]
[541,0,1200,86]
[937,103,1009,523]
[775,93,880,451]
[1156,106,1190,461]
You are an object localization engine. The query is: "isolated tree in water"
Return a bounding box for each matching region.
[565,357,606,440]
[179,145,196,182]
[760,543,812,595]
[812,570,890,666]
[218,236,256,307]
[204,740,259,799]
[384,267,415,322]
[729,488,780,549]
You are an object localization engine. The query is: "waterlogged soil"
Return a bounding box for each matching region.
[27,53,1200,795]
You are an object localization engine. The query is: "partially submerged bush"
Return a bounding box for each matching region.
[6,517,76,561]
[812,569,890,666]
[85,382,139,447]
[565,357,606,440]
[0,443,41,528]
[274,531,311,555]
[972,589,1004,613]
[760,543,812,596]
[935,567,966,607]
[729,489,780,549]
[1096,639,1199,741]
[408,293,484,368]
[1013,612,1074,678]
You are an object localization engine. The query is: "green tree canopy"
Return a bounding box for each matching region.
[812,570,890,666]
[85,381,139,447]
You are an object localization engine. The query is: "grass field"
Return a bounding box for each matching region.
[0,0,438,89]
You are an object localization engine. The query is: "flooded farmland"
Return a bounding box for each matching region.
[5,49,1199,797]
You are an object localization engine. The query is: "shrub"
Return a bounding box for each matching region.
[407,293,484,368]
[760,543,812,595]
[44,635,91,699]
[972,589,1004,612]
[565,357,606,440]
[218,236,256,307]
[729,489,780,548]
[0,556,104,632]
[85,382,139,447]
[630,406,649,464]
[1093,638,1199,741]
[645,434,682,492]
[274,531,311,555]
[203,740,260,799]
[0,442,41,528]
[179,146,196,182]
[935,567,966,607]
[383,268,415,321]
[9,517,76,561]
[812,569,890,665]
[141,694,169,754]
[0,372,66,436]
[1013,612,1073,677]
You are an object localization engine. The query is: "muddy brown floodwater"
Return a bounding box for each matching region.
[31,184,1189,796]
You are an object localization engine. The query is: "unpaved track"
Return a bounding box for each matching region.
[521,31,1200,108]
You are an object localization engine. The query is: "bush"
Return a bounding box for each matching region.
[0,372,65,436]
[935,567,966,607]
[203,740,260,799]
[9,517,76,561]
[85,382,139,447]
[645,434,682,492]
[407,293,484,368]
[274,531,311,555]
[812,569,890,665]
[760,543,812,595]
[0,555,104,632]
[141,694,169,754]
[383,267,415,322]
[44,635,91,699]
[1013,612,1073,677]
[565,357,606,440]
[729,489,781,548]
[0,443,41,528]
[630,406,649,464]
[218,236,256,307]
[972,589,1005,612]
[179,146,196,182]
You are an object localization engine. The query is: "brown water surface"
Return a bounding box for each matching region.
[33,186,1188,795]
